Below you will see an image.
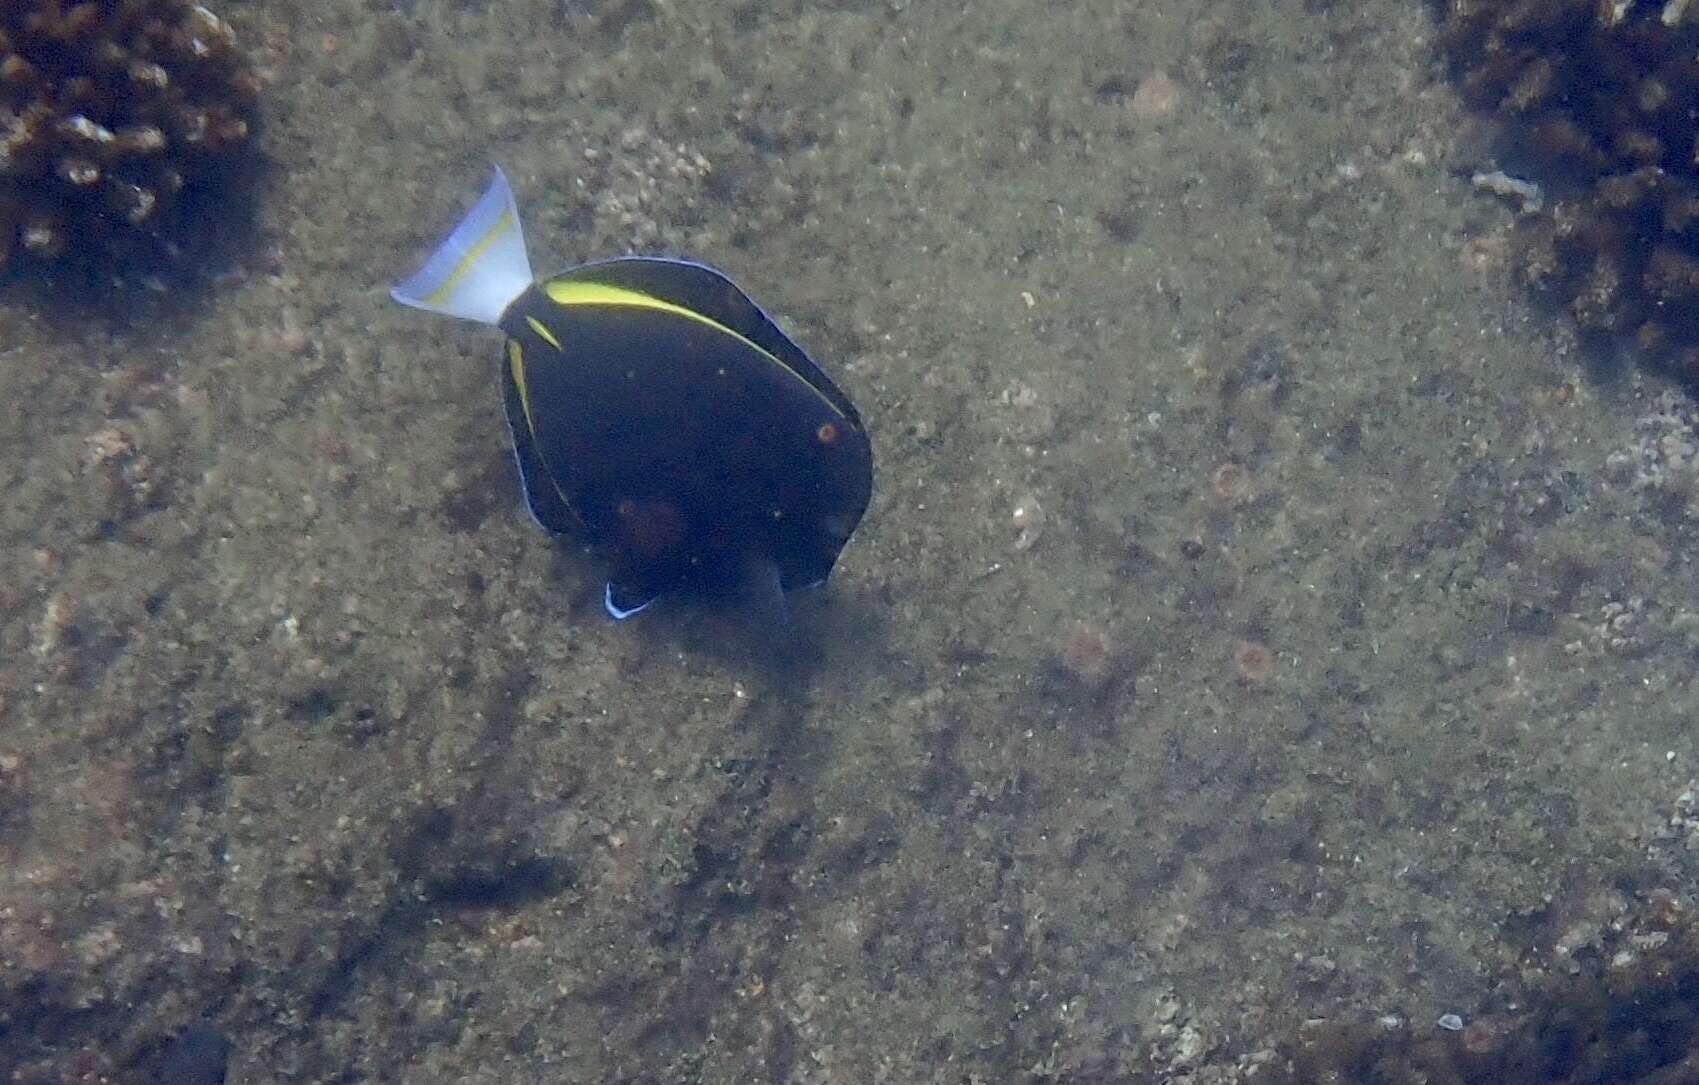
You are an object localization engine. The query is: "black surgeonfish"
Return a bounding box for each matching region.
[391,168,873,619]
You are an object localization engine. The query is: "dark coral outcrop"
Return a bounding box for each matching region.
[0,0,258,273]
[1262,894,1699,1085]
[1440,0,1699,383]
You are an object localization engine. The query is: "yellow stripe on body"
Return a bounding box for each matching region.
[506,339,575,509]
[425,208,518,306]
[525,315,562,350]
[542,278,849,419]
[507,340,536,435]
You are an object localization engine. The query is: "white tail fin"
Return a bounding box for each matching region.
[390,166,533,326]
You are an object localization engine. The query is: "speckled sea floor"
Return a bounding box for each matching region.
[8,0,1699,1082]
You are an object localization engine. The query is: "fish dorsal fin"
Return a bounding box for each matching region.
[391,166,533,326]
[544,257,863,426]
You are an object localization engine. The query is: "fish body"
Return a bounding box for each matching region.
[392,168,872,618]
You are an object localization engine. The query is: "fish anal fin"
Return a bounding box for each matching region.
[501,349,577,534]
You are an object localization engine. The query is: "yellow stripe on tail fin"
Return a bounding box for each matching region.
[390,166,534,327]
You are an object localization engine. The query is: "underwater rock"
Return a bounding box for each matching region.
[0,0,259,272]
[1438,0,1699,384]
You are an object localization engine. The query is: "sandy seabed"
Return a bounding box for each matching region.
[5,1,1699,1081]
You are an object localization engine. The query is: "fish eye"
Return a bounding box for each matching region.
[816,421,839,445]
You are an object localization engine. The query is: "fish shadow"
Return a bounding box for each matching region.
[590,575,888,685]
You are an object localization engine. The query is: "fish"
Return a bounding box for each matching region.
[390,167,873,619]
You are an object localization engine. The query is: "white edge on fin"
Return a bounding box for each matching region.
[605,583,654,620]
[390,166,533,327]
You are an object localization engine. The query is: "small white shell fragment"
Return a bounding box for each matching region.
[1011,495,1045,551]
[1472,170,1544,214]
[1436,1013,1464,1031]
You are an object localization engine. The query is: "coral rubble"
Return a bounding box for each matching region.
[1440,0,1699,383]
[0,0,258,272]
[1261,896,1699,1085]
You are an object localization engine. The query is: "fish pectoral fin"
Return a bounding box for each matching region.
[605,581,658,620]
